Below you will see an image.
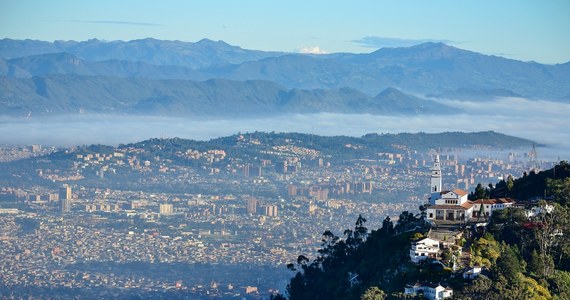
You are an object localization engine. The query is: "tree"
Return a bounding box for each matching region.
[532,202,570,276]
[547,177,570,206]
[394,211,421,233]
[461,275,493,300]
[494,245,522,283]
[419,205,427,221]
[354,214,368,244]
[380,216,394,236]
[360,286,386,300]
[506,175,514,196]
[528,250,555,279]
[548,270,570,299]
[470,183,491,200]
[471,234,501,268]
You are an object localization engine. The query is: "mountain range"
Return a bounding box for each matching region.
[0,75,456,116]
[1,38,569,117]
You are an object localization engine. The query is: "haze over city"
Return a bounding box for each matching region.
[1,1,570,299]
[0,97,569,160]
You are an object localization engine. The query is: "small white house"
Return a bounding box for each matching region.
[404,282,453,300]
[525,203,554,218]
[463,266,483,279]
[410,237,441,263]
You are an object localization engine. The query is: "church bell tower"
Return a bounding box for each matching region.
[429,154,442,204]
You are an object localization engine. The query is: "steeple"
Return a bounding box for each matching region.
[431,155,442,192]
[429,154,442,204]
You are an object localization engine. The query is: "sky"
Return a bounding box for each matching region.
[1,0,569,64]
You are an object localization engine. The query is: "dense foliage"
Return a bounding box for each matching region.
[489,161,570,200]
[283,162,570,299]
[284,212,436,299]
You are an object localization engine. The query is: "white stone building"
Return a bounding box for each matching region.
[404,282,453,300]
[471,198,515,219]
[426,155,474,223]
[410,237,441,263]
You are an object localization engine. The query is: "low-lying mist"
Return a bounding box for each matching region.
[1,97,568,160]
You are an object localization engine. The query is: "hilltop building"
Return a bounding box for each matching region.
[471,198,515,219]
[425,155,515,223]
[426,155,473,223]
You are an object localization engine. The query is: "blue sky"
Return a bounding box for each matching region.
[1,0,569,64]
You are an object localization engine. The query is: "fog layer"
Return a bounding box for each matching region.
[1,97,568,160]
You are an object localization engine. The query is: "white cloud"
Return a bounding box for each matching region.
[298,46,328,55]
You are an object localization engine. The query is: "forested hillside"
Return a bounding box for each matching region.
[281,162,570,299]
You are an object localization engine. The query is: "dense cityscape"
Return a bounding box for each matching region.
[0,135,555,298]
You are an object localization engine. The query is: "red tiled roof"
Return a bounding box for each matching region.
[453,189,468,196]
[428,204,471,210]
[469,198,516,205]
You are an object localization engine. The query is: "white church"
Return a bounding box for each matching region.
[426,155,474,223]
[425,155,515,223]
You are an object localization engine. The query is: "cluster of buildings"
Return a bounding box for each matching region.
[404,154,547,300]
[0,139,555,299]
[425,155,515,224]
[0,182,402,299]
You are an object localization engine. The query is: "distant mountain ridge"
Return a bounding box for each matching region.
[1,38,569,101]
[0,75,457,117]
[426,87,524,101]
[1,38,570,119]
[0,38,284,68]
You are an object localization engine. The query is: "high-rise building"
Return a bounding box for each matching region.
[246,198,258,214]
[288,185,298,196]
[159,203,173,214]
[262,205,278,217]
[59,185,72,201]
[60,198,70,213]
[59,184,72,213]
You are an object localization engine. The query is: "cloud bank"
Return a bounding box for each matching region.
[0,97,568,161]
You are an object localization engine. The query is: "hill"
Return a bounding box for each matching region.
[0,131,534,189]
[489,161,570,201]
[283,162,570,299]
[0,75,457,117]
